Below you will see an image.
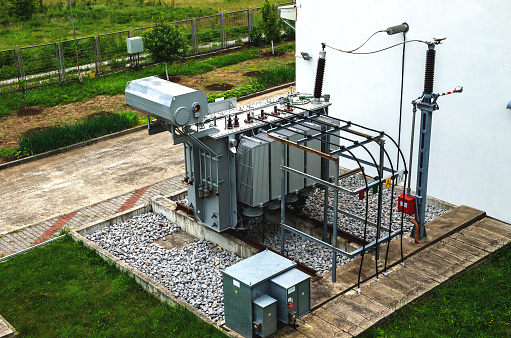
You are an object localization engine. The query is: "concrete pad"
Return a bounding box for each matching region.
[323,302,366,326]
[442,237,487,257]
[0,315,16,338]
[295,313,344,338]
[475,218,511,238]
[313,308,357,333]
[0,130,184,234]
[359,281,406,309]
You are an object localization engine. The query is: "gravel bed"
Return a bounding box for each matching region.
[303,176,448,242]
[85,212,242,323]
[246,176,448,276]
[247,219,353,276]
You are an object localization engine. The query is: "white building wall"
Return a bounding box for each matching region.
[294,0,511,223]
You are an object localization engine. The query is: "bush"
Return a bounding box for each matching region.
[259,0,281,44]
[144,17,188,64]
[9,0,36,20]
[18,111,140,155]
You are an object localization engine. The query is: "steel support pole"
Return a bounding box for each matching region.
[331,160,339,282]
[280,142,286,254]
[321,124,330,242]
[375,139,385,261]
[413,103,432,239]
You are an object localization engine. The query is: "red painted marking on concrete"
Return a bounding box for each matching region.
[116,186,150,213]
[32,210,79,245]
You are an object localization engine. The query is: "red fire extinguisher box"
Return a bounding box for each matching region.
[398,193,415,216]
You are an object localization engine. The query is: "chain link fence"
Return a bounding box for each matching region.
[0,3,293,93]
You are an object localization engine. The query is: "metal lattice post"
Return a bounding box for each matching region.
[375,139,385,261]
[414,107,432,239]
[412,43,437,240]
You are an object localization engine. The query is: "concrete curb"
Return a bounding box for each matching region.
[70,196,244,337]
[0,84,295,172]
[0,124,147,171]
[0,314,18,338]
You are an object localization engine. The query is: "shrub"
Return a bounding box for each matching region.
[18,111,139,155]
[144,17,188,65]
[259,0,281,44]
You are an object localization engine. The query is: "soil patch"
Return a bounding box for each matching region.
[22,126,53,138]
[154,231,196,250]
[15,106,44,117]
[205,83,233,91]
[86,111,113,120]
[261,51,286,57]
[0,94,131,150]
[243,71,261,77]
[158,75,182,83]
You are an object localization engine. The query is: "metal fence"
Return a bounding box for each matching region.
[0,3,292,94]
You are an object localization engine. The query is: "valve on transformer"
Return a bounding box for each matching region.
[198,184,204,199]
[188,176,194,185]
[204,183,211,198]
[182,176,189,185]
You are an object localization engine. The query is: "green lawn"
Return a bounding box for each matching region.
[362,242,511,338]
[0,0,271,50]
[0,235,227,337]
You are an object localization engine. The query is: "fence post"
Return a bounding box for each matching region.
[96,33,102,75]
[54,41,61,82]
[58,40,66,82]
[16,45,26,91]
[248,8,253,38]
[192,18,198,55]
[14,46,22,92]
[221,12,226,48]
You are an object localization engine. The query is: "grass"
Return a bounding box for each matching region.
[0,235,226,337]
[18,111,140,155]
[207,64,295,102]
[362,242,511,338]
[0,48,262,117]
[0,0,272,50]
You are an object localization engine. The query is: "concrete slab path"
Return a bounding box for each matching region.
[275,211,511,337]
[0,88,291,255]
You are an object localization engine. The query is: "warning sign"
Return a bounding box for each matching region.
[385,177,392,189]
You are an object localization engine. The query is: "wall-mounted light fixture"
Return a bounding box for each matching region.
[507,101,511,109]
[300,52,312,61]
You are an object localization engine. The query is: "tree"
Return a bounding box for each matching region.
[259,0,281,44]
[10,0,36,20]
[144,17,188,65]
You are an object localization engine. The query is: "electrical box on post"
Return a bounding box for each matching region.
[127,37,143,54]
[398,193,416,216]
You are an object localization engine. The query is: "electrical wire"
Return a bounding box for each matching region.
[325,39,427,55]
[324,30,385,54]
